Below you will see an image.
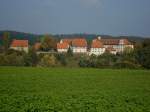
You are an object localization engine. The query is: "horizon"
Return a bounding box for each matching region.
[0,0,150,37]
[0,30,149,38]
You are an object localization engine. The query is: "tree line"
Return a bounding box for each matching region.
[0,32,150,69]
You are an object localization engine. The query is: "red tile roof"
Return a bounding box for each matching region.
[11,39,28,47]
[57,42,69,49]
[101,39,132,45]
[122,39,132,45]
[61,39,73,44]
[101,39,120,45]
[91,39,104,48]
[72,38,87,47]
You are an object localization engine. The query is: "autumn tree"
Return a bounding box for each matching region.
[41,35,57,51]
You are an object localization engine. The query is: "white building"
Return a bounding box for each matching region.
[10,39,29,53]
[90,39,105,55]
[71,38,87,53]
[101,38,134,53]
[57,42,69,53]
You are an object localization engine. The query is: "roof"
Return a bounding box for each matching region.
[91,39,104,48]
[122,39,132,45]
[11,39,28,47]
[61,39,73,44]
[57,42,69,49]
[72,38,87,47]
[101,39,120,45]
[101,39,132,45]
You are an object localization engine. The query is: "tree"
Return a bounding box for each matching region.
[67,47,73,57]
[25,47,38,66]
[41,35,57,51]
[135,39,150,69]
[136,47,150,69]
[2,32,10,51]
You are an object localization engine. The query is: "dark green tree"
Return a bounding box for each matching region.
[67,47,73,57]
[24,47,38,66]
[2,32,10,51]
[134,39,150,69]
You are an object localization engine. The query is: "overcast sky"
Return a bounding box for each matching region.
[0,0,150,36]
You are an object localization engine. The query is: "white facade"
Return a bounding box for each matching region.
[110,50,117,55]
[57,49,68,53]
[90,48,105,56]
[10,47,28,53]
[104,44,134,53]
[72,47,87,53]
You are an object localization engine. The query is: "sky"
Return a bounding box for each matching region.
[0,0,150,36]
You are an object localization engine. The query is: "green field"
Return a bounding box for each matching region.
[0,67,150,112]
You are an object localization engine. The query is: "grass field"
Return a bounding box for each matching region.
[0,67,150,112]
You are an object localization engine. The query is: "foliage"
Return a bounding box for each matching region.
[135,39,150,69]
[39,54,56,67]
[40,35,57,51]
[67,47,73,57]
[0,49,38,67]
[78,57,89,67]
[0,51,24,66]
[114,61,141,69]
[24,47,38,66]
[55,54,67,66]
[2,32,10,51]
[0,67,150,111]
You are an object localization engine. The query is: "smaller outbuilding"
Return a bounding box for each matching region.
[57,42,69,53]
[10,39,29,53]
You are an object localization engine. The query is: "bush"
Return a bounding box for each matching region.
[78,59,89,67]
[114,61,141,69]
[39,54,56,67]
[0,52,24,66]
[55,54,67,66]
[135,47,150,69]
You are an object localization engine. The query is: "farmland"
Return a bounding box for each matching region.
[0,67,150,112]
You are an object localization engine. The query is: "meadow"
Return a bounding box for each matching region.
[0,67,150,112]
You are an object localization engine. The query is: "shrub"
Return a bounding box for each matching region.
[39,54,56,67]
[78,59,89,67]
[114,61,141,69]
[0,52,24,66]
[55,54,67,66]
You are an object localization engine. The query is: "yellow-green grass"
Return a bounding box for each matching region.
[0,67,150,112]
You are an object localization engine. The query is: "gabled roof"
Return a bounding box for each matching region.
[101,39,120,45]
[91,39,104,48]
[101,39,132,45]
[122,39,132,45]
[11,39,28,47]
[57,42,69,49]
[61,39,73,44]
[72,38,87,47]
